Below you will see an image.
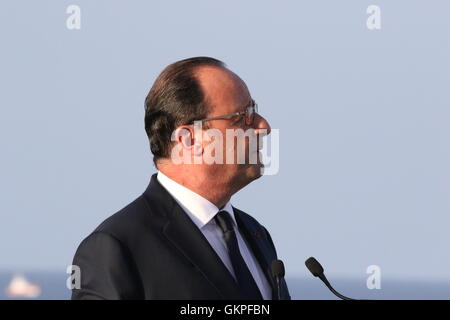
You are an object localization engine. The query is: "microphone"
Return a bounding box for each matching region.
[271,260,285,300]
[305,257,355,300]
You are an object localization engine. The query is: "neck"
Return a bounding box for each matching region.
[158,164,235,209]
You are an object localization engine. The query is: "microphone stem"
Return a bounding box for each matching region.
[319,275,354,300]
[276,277,281,300]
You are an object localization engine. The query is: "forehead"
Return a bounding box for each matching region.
[195,66,251,113]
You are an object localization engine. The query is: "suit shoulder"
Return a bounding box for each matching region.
[91,195,153,241]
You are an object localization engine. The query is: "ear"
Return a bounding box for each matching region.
[174,125,203,157]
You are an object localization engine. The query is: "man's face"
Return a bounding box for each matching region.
[195,66,271,188]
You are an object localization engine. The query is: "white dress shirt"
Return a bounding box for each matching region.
[157,171,272,300]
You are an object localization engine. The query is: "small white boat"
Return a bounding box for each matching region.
[5,274,41,298]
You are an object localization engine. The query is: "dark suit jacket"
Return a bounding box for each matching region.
[71,174,290,300]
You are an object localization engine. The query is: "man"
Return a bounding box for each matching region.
[71,57,290,300]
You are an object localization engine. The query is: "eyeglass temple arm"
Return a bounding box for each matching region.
[191,111,243,124]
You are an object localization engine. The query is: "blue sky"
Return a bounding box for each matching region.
[1,0,450,286]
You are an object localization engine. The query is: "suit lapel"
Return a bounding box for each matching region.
[162,201,242,299]
[233,209,278,298]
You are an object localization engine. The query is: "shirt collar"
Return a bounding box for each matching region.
[157,171,237,229]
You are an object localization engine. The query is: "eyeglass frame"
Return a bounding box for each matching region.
[190,100,258,126]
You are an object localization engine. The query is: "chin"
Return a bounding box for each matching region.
[245,163,264,182]
[230,165,263,193]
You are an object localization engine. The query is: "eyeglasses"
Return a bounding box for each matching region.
[191,100,258,126]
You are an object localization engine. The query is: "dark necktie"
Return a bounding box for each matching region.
[214,210,263,300]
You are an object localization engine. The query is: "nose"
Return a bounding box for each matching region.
[253,113,271,137]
